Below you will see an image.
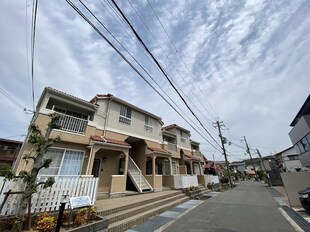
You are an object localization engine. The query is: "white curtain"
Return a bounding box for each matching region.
[39,148,84,176]
[59,150,84,175]
[39,148,63,175]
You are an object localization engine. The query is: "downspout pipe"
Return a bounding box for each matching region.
[103,97,113,137]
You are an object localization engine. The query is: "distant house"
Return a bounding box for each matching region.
[229,162,246,173]
[0,138,22,168]
[289,94,310,168]
[275,146,308,172]
[204,162,223,176]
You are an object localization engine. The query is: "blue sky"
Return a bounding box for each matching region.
[1,0,309,161]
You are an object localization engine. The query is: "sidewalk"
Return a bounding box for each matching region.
[271,185,310,226]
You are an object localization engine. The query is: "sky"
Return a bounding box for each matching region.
[0,0,309,162]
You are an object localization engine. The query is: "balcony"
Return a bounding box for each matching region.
[167,142,177,152]
[57,112,88,134]
[192,150,202,158]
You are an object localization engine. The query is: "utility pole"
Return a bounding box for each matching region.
[243,136,258,180]
[213,121,233,188]
[256,149,271,186]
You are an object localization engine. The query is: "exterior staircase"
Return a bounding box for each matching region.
[128,156,153,193]
[96,190,189,232]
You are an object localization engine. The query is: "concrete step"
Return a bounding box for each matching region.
[98,191,184,216]
[104,194,187,224]
[107,196,189,232]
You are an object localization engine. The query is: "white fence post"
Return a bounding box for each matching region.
[0,176,99,216]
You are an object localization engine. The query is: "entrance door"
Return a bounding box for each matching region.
[92,158,100,177]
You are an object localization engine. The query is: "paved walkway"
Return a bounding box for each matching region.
[125,200,204,232]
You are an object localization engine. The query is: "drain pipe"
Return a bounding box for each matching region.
[103,97,113,137]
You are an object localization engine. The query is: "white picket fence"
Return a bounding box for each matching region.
[204,175,220,186]
[0,175,99,216]
[173,175,198,189]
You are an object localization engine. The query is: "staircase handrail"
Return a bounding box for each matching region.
[128,156,153,192]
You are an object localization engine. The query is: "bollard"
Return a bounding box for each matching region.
[55,198,67,232]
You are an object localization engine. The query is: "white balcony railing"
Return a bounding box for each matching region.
[193,150,202,157]
[57,113,88,134]
[167,142,177,152]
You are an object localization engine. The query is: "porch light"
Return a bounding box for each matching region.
[102,156,107,162]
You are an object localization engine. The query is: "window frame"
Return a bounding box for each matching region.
[119,105,132,125]
[144,116,153,132]
[38,148,85,176]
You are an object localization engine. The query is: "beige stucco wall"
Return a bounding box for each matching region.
[95,149,122,192]
[145,175,162,189]
[280,172,310,207]
[32,113,100,145]
[110,175,126,193]
[163,175,175,187]
[106,101,162,143]
[130,141,146,174]
[179,166,187,174]
[197,175,205,186]
[16,140,89,175]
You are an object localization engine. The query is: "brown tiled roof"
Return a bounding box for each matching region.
[90,94,113,104]
[91,136,130,146]
[162,124,190,133]
[204,162,222,170]
[147,146,169,154]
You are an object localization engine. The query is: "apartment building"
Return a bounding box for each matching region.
[16,87,206,195]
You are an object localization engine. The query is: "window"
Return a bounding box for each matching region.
[172,161,177,175]
[119,106,132,125]
[39,148,84,176]
[180,131,186,143]
[164,160,169,175]
[144,116,153,132]
[301,137,310,152]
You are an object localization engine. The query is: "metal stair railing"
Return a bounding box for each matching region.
[128,156,153,193]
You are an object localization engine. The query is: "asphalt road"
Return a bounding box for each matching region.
[163,181,296,232]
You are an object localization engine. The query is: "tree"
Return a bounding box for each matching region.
[4,114,61,232]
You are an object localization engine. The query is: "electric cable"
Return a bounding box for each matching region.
[110,0,222,149]
[65,0,223,152]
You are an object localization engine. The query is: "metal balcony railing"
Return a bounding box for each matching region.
[57,113,88,134]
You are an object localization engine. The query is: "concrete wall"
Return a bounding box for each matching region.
[280,172,310,207]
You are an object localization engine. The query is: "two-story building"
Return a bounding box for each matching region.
[15,87,206,196]
[289,94,310,168]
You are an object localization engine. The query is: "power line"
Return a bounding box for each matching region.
[0,87,26,110]
[30,0,39,112]
[110,0,222,149]
[65,0,223,152]
[126,0,215,127]
[146,0,219,120]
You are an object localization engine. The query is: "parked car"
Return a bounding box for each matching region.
[298,187,310,214]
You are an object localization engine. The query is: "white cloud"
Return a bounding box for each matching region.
[0,0,309,162]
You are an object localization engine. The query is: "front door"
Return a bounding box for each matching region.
[92,158,100,177]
